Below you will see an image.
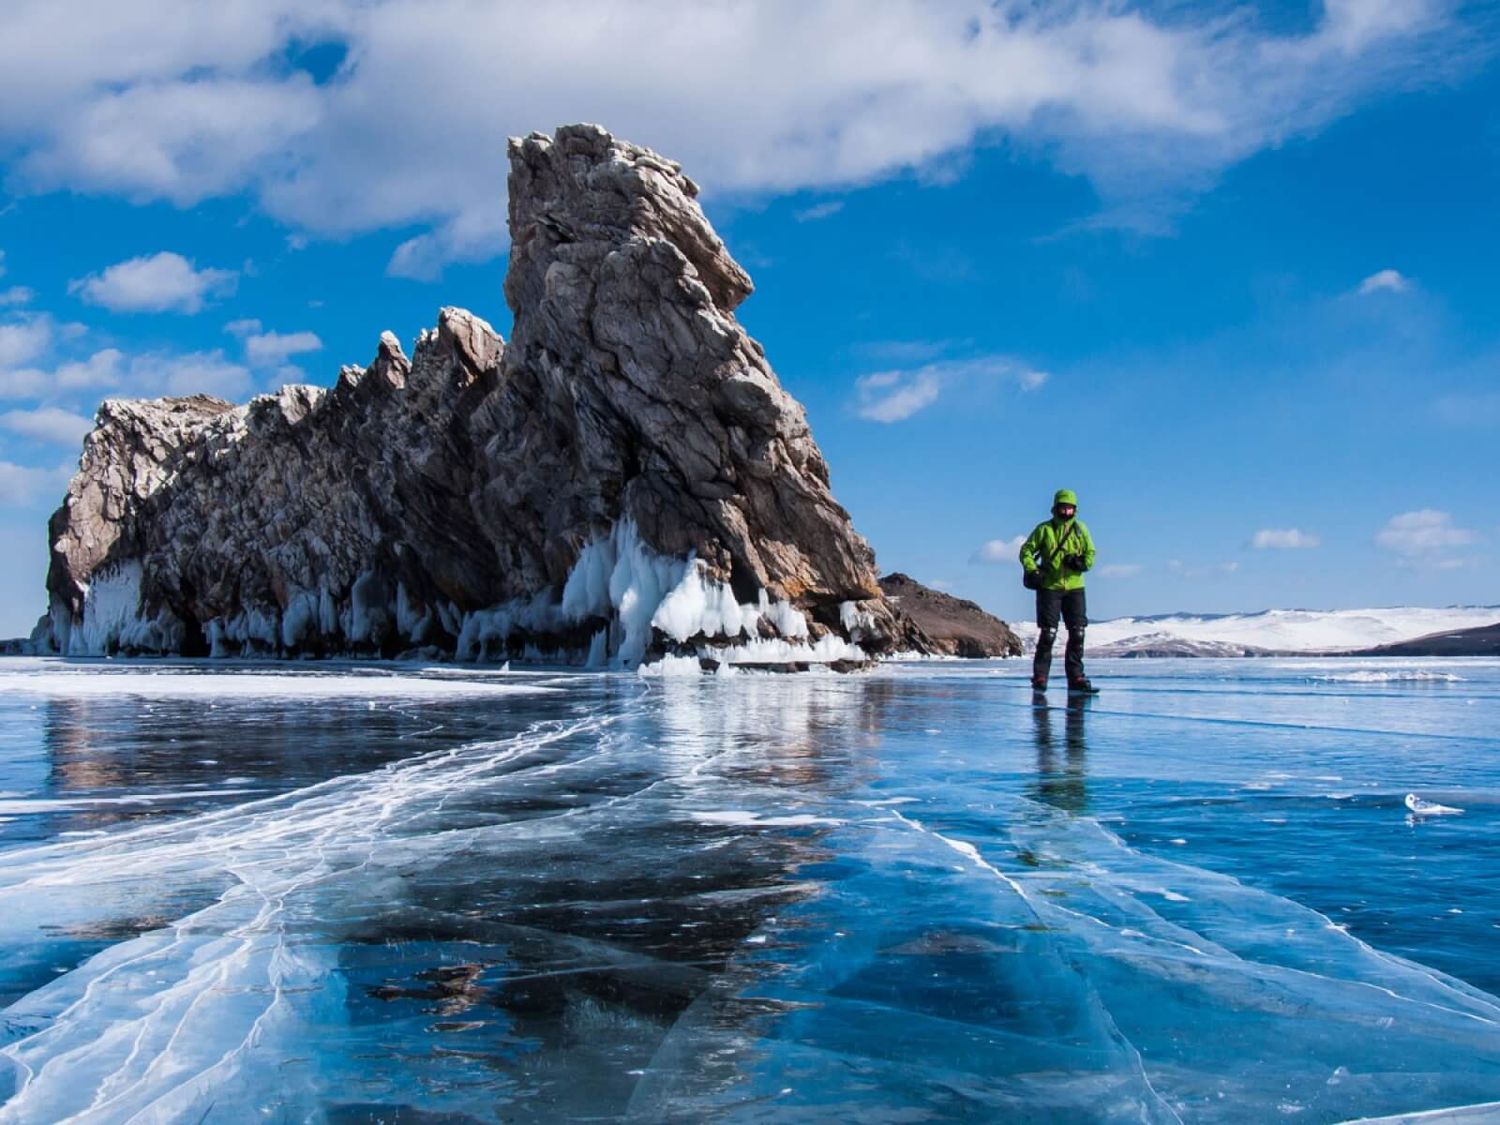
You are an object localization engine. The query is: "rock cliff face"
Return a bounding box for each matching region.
[37,124,917,668]
[877,574,1023,658]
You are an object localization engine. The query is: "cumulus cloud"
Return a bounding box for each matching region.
[1251,527,1320,549]
[1375,509,1477,556]
[1,347,123,399]
[0,314,52,369]
[242,329,323,368]
[854,355,1048,422]
[0,0,1466,275]
[0,459,71,507]
[56,348,125,390]
[126,349,252,397]
[971,535,1027,564]
[0,406,95,446]
[386,203,509,281]
[1358,268,1410,295]
[855,369,942,423]
[69,251,236,313]
[0,286,35,307]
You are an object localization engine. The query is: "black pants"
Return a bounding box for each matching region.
[1034,587,1086,685]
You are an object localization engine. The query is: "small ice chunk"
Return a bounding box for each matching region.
[1404,793,1463,816]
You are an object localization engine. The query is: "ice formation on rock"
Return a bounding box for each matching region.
[36,125,924,668]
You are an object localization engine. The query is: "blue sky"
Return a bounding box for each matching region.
[0,0,1496,636]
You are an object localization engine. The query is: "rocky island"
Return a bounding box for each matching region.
[31,124,1006,670]
[878,573,1022,658]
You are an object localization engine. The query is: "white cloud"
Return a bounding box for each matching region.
[1358,268,1410,295]
[1375,509,1477,556]
[0,286,34,307]
[0,406,94,446]
[385,203,509,281]
[0,459,71,507]
[0,314,52,369]
[127,349,252,398]
[971,535,1027,564]
[0,0,1465,275]
[1097,563,1143,578]
[794,201,844,222]
[69,251,236,313]
[225,318,262,337]
[56,348,125,390]
[0,368,48,398]
[854,355,1048,422]
[242,329,323,368]
[1251,527,1320,549]
[20,77,323,206]
[855,369,942,423]
[1,347,124,399]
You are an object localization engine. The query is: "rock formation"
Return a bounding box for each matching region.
[877,574,1022,658]
[36,124,924,668]
[1351,621,1500,657]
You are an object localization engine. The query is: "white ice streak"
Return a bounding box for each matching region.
[1405,793,1463,817]
[874,798,1500,1117]
[0,790,266,815]
[0,710,616,1122]
[0,659,549,701]
[1317,670,1464,683]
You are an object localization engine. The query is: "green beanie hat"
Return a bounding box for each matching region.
[1053,488,1078,508]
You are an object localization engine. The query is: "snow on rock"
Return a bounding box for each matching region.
[34,125,917,670]
[1013,606,1500,656]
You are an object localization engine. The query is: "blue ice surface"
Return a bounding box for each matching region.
[0,655,1497,1122]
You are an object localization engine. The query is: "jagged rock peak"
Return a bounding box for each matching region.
[506,123,751,316]
[35,125,912,669]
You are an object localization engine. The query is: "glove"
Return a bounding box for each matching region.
[1064,553,1087,573]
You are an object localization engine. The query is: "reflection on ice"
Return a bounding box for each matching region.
[0,660,1497,1121]
[1,657,548,700]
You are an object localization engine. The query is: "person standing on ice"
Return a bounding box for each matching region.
[1019,488,1098,695]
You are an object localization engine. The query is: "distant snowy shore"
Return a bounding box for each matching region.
[1011,605,1500,657]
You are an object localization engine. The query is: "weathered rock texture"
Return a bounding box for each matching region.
[878,574,1023,659]
[37,124,918,666]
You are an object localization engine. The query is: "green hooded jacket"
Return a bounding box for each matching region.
[1019,489,1096,591]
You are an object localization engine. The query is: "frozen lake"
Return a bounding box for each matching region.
[1,656,1497,1122]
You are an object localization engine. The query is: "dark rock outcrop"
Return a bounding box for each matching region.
[878,574,1022,658]
[1351,622,1500,657]
[36,124,908,668]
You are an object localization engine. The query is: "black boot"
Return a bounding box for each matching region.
[1067,677,1100,695]
[1032,627,1056,693]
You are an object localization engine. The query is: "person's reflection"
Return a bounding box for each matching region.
[1028,695,1091,813]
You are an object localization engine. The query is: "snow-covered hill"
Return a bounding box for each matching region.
[1012,606,1500,656]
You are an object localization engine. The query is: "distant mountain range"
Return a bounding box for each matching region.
[1012,606,1500,657]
